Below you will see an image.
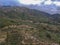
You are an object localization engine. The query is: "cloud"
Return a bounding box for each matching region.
[44,0,60,6]
[18,0,60,6]
[53,1,60,6]
[18,0,40,5]
[44,0,53,5]
[18,0,53,5]
[18,0,45,5]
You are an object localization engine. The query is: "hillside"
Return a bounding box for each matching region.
[0,6,60,45]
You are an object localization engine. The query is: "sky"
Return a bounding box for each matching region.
[0,0,60,6]
[0,0,20,6]
[18,0,60,6]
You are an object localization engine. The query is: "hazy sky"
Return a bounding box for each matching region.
[18,0,60,6]
[0,0,60,6]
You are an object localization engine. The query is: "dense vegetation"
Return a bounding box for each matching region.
[0,6,60,45]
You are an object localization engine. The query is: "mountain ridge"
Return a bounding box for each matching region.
[0,6,60,45]
[0,0,60,14]
[23,4,60,14]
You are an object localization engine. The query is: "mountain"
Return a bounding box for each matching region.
[0,6,60,45]
[23,4,60,14]
[0,0,60,15]
[0,0,60,14]
[51,14,60,23]
[0,6,57,24]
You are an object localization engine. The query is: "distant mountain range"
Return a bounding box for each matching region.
[23,4,60,14]
[0,0,60,14]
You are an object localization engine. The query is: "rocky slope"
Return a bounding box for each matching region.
[0,6,60,45]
